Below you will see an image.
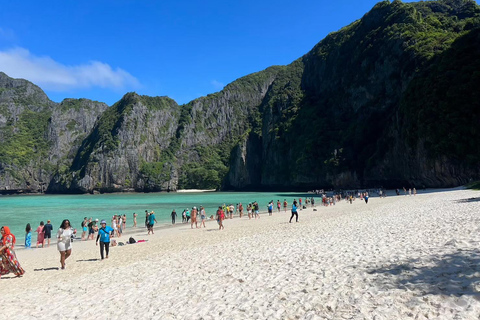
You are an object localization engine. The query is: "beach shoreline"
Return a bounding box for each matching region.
[2,188,480,319]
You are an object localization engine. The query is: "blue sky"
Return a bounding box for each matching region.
[0,0,424,106]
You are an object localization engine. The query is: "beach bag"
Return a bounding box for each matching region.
[129,237,136,244]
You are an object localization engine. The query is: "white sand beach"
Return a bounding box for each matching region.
[2,188,480,319]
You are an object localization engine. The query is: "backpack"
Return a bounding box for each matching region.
[129,237,136,244]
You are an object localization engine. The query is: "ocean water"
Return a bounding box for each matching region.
[0,191,312,244]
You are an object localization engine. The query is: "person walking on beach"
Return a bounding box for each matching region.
[57,220,75,270]
[229,204,234,219]
[299,198,302,210]
[200,206,206,228]
[145,210,149,228]
[182,210,187,223]
[44,220,53,247]
[186,209,191,222]
[96,220,113,260]
[0,226,25,278]
[25,223,32,248]
[148,211,157,235]
[364,193,369,204]
[171,209,177,224]
[133,212,137,227]
[216,206,225,230]
[277,200,281,213]
[283,199,288,212]
[289,204,298,223]
[35,221,45,248]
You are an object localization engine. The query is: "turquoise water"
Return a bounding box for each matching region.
[0,191,310,244]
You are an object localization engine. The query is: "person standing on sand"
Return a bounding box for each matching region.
[96,220,113,260]
[191,207,198,229]
[365,193,369,204]
[35,221,45,248]
[182,210,186,223]
[186,209,191,223]
[247,203,252,219]
[289,203,298,223]
[145,210,149,228]
[25,224,32,248]
[0,226,25,278]
[238,203,244,218]
[171,209,177,224]
[413,188,417,196]
[122,214,127,231]
[87,218,95,240]
[299,198,302,209]
[229,204,234,219]
[57,220,75,270]
[81,217,88,240]
[277,200,281,213]
[148,211,157,235]
[283,199,288,212]
[133,212,137,227]
[44,220,53,247]
[216,206,225,230]
[254,201,260,219]
[200,206,206,228]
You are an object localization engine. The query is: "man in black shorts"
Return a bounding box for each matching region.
[44,220,53,247]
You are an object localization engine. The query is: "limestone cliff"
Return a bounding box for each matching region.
[1,0,479,193]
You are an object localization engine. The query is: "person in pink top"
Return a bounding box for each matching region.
[35,221,45,248]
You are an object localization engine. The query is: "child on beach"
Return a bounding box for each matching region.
[216,206,225,230]
[25,224,32,248]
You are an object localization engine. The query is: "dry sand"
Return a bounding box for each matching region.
[2,188,480,319]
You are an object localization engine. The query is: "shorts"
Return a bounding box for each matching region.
[255,210,259,214]
[148,223,154,228]
[83,227,88,232]
[89,228,94,235]
[44,233,51,239]
[201,215,205,220]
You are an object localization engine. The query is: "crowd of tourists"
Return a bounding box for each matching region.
[1,188,419,278]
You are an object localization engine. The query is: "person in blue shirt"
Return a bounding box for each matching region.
[147,211,157,235]
[96,220,114,259]
[289,204,298,223]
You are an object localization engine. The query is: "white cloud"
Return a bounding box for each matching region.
[211,79,224,90]
[0,47,139,91]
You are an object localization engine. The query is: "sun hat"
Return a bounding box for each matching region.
[101,220,106,224]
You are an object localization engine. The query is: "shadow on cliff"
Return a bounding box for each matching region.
[367,249,480,297]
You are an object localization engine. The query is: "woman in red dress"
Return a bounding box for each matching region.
[0,226,25,278]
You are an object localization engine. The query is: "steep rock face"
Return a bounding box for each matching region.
[48,93,180,193]
[233,0,480,190]
[1,0,480,193]
[0,72,107,193]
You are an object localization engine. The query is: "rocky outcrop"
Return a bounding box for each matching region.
[1,0,479,193]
